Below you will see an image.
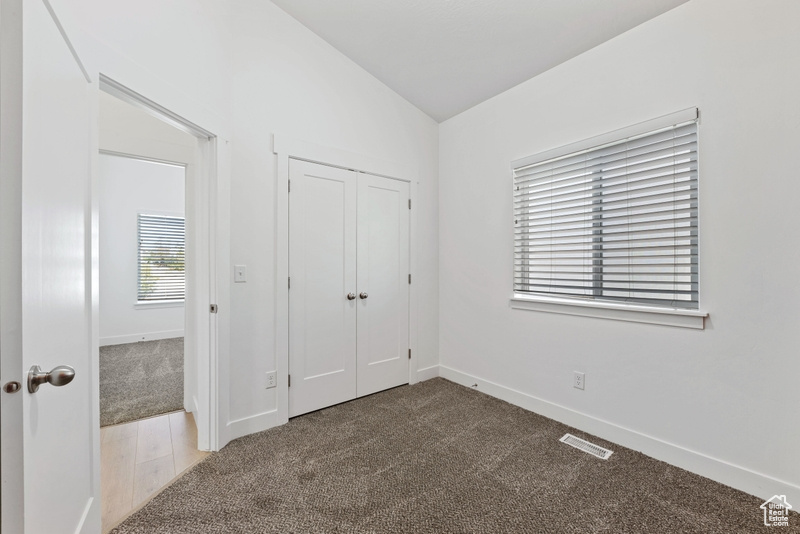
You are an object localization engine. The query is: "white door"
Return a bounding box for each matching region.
[356,174,410,397]
[289,160,358,417]
[288,161,409,417]
[1,1,98,532]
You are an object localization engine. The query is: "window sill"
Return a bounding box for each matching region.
[509,295,707,330]
[134,300,185,310]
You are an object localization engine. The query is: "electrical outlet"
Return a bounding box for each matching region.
[265,371,277,389]
[574,372,585,390]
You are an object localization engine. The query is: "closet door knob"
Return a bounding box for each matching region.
[347,293,356,300]
[359,292,368,299]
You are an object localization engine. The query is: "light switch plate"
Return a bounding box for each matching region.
[234,264,246,283]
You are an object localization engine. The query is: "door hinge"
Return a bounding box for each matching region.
[408,198,411,209]
[288,277,291,289]
[288,374,291,387]
[288,180,291,193]
[408,274,411,284]
[209,304,218,313]
[408,349,411,360]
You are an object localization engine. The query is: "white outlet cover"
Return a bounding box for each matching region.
[265,371,277,389]
[574,372,585,390]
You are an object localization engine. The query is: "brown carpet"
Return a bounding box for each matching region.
[100,338,184,427]
[111,378,797,533]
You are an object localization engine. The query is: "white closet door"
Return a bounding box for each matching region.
[289,160,357,417]
[356,174,410,397]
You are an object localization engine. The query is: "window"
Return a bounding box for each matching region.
[513,110,698,310]
[137,213,185,301]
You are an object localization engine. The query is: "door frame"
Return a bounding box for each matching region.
[94,75,222,451]
[273,135,420,425]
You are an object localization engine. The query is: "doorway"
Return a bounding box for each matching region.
[98,152,187,426]
[95,84,213,531]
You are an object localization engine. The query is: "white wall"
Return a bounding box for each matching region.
[228,0,439,428]
[98,90,198,167]
[98,154,185,345]
[52,0,439,446]
[439,0,800,504]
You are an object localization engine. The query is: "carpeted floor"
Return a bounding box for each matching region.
[100,338,184,427]
[110,378,797,533]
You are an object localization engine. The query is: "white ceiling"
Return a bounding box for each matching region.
[270,0,689,122]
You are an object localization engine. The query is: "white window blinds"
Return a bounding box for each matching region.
[513,112,698,309]
[137,214,185,301]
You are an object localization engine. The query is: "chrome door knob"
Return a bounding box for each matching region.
[359,292,368,299]
[346,293,356,300]
[28,365,76,393]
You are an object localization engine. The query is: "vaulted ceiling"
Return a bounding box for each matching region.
[270,0,690,122]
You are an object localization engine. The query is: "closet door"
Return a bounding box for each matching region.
[289,160,357,417]
[356,174,410,397]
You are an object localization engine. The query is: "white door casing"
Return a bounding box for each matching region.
[356,173,410,397]
[288,160,410,417]
[288,160,358,417]
[2,0,99,531]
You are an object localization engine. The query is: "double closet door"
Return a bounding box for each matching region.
[289,159,410,417]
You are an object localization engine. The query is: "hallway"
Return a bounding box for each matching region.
[100,411,208,532]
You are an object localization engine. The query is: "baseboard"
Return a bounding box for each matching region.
[99,329,184,346]
[75,496,98,534]
[227,409,279,442]
[416,364,440,382]
[439,364,800,506]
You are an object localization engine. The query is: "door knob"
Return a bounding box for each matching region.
[347,293,356,300]
[28,365,75,393]
[359,292,368,299]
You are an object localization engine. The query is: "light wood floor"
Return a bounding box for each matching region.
[100,411,210,532]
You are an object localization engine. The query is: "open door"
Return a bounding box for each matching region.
[1,0,98,531]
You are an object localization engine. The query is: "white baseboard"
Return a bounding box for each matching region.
[227,409,279,442]
[439,364,800,506]
[227,367,442,445]
[189,395,199,416]
[75,496,98,534]
[416,364,440,382]
[99,329,184,346]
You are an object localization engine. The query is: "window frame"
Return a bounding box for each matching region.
[136,211,186,305]
[509,108,707,329]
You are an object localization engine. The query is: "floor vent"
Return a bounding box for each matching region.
[559,433,613,460]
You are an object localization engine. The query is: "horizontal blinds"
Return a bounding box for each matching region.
[138,214,185,301]
[513,120,698,309]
